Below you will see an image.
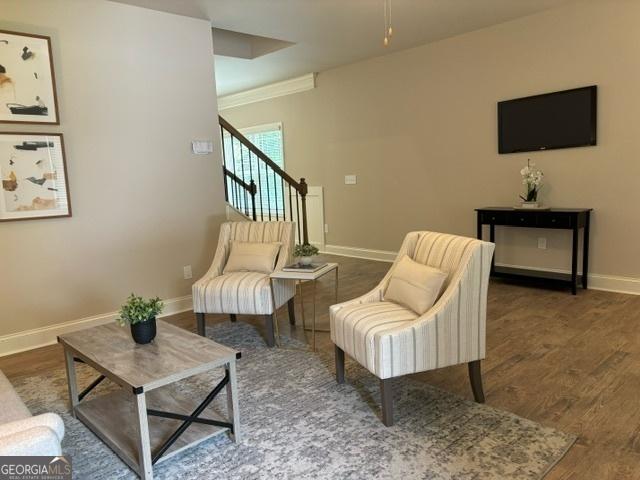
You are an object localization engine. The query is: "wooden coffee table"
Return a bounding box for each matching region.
[58,320,240,480]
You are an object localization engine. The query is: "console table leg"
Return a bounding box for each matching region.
[489,224,496,274]
[583,212,590,289]
[571,227,579,295]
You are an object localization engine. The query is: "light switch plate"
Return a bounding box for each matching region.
[344,175,357,185]
[537,237,547,250]
[183,265,193,280]
[191,140,213,155]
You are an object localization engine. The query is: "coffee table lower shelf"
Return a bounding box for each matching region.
[75,384,230,473]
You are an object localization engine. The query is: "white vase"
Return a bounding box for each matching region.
[299,256,313,266]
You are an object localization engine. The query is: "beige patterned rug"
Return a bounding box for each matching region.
[14,322,575,479]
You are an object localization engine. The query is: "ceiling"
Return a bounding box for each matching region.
[111,0,576,96]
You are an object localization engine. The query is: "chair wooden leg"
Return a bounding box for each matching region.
[335,345,345,384]
[229,314,237,322]
[287,298,296,326]
[264,314,276,347]
[196,313,205,337]
[468,360,485,403]
[380,378,394,427]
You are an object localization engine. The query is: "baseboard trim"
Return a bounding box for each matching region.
[495,262,640,295]
[321,244,640,295]
[322,244,396,262]
[0,295,194,358]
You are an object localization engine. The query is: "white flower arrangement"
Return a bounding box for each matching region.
[520,159,543,203]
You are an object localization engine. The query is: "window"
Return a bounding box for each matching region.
[241,123,284,169]
[223,123,285,218]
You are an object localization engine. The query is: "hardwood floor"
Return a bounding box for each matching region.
[2,253,639,479]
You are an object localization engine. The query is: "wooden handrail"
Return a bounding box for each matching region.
[223,167,257,194]
[219,115,302,192]
[219,115,309,244]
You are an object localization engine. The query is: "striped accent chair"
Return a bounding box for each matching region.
[193,221,296,346]
[331,231,494,426]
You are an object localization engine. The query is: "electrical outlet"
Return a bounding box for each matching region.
[324,223,329,234]
[344,175,357,185]
[537,237,547,250]
[183,265,193,280]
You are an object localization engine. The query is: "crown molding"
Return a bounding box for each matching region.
[218,73,316,111]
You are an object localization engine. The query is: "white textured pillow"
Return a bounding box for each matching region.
[384,255,447,315]
[223,241,281,274]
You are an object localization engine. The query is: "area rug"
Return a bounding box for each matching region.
[14,322,575,479]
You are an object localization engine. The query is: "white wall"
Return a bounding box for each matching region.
[0,0,226,338]
[223,0,640,288]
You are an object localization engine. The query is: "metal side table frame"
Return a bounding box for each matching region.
[270,263,339,350]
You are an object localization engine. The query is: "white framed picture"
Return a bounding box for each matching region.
[0,133,71,221]
[0,30,60,125]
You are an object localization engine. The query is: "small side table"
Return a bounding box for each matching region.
[270,262,339,351]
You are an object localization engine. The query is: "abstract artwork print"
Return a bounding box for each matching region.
[0,30,59,124]
[0,133,70,221]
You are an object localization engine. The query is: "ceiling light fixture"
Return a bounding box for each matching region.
[383,0,393,47]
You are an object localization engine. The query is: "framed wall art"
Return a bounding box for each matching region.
[0,132,71,221]
[0,29,59,125]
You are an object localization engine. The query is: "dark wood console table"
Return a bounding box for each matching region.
[476,207,592,295]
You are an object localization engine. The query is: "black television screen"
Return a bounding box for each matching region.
[498,86,597,154]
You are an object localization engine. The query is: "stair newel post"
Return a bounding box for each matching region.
[249,180,257,221]
[299,178,309,245]
[222,166,229,203]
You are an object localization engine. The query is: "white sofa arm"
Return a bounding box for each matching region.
[0,425,62,456]
[0,413,65,442]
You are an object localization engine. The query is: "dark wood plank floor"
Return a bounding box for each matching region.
[2,253,639,479]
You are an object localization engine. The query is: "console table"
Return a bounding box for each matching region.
[476,207,592,295]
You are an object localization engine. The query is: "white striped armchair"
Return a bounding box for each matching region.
[330,231,494,426]
[192,221,297,346]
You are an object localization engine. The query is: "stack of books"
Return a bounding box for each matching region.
[282,262,327,273]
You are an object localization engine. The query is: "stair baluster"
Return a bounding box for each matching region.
[218,115,310,245]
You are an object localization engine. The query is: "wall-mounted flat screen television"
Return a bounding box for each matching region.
[498,85,597,154]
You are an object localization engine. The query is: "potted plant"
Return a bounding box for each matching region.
[116,294,164,344]
[519,159,544,208]
[294,243,319,266]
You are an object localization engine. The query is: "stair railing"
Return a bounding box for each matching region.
[223,167,257,220]
[219,115,309,245]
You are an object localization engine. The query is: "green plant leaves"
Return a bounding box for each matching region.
[294,243,319,257]
[115,293,164,326]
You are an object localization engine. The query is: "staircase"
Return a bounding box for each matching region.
[219,115,309,245]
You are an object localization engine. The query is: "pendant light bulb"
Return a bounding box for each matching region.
[383,36,389,47]
[388,26,393,37]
